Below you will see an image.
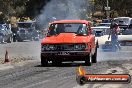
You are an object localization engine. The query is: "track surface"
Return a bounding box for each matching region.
[0,36,132,88]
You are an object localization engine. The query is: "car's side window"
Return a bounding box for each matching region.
[77,24,88,35]
[48,24,57,36]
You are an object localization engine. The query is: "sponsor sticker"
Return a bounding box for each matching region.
[76,66,131,85]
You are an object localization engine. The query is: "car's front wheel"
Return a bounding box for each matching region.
[92,47,97,63]
[41,54,48,66]
[85,54,91,66]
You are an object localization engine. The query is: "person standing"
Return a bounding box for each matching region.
[10,16,18,42]
[108,22,121,50]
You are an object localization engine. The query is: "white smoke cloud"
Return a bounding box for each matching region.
[36,0,90,29]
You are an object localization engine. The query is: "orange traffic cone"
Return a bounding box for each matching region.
[4,50,10,63]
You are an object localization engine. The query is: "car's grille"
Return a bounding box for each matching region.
[55,44,74,51]
[42,43,86,51]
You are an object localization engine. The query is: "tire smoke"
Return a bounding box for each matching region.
[36,0,90,29]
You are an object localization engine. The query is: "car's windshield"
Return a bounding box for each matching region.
[18,23,32,28]
[114,18,130,24]
[48,23,88,36]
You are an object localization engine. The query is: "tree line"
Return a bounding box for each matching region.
[93,0,132,17]
[0,0,50,23]
[0,0,131,23]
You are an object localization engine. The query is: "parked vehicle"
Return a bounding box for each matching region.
[92,23,111,36]
[114,17,131,29]
[17,21,39,41]
[92,26,110,36]
[17,28,32,41]
[0,24,12,43]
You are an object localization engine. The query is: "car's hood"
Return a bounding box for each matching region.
[41,33,90,44]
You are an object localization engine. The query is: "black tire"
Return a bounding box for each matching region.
[41,54,48,66]
[13,36,16,42]
[92,47,97,63]
[13,39,16,42]
[17,37,23,42]
[96,40,99,48]
[17,35,23,42]
[85,54,91,66]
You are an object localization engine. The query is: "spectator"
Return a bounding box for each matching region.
[108,22,121,50]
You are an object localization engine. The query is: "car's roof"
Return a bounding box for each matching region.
[51,20,90,24]
[117,17,130,18]
[100,23,111,24]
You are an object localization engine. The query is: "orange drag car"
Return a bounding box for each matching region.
[41,20,98,66]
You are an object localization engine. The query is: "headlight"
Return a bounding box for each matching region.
[41,45,56,51]
[47,45,55,50]
[74,44,86,50]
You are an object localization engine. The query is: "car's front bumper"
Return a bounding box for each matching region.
[41,51,90,61]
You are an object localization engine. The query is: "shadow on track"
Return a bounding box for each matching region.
[35,62,93,67]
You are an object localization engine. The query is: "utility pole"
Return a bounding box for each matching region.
[89,0,95,18]
[106,0,109,18]
[105,0,110,19]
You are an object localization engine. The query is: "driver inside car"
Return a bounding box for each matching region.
[77,24,87,35]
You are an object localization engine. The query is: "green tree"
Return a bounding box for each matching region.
[94,0,132,17]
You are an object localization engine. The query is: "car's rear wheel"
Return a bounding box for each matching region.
[85,54,91,66]
[17,38,23,42]
[92,47,97,63]
[41,54,48,66]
